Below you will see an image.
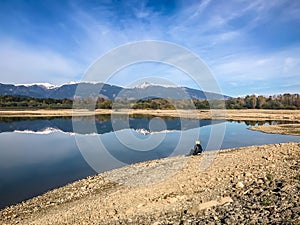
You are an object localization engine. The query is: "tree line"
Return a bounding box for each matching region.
[130,94,300,110]
[225,94,300,109]
[0,95,73,109]
[0,94,299,110]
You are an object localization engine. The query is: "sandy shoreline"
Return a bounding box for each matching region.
[0,109,299,122]
[250,124,300,136]
[1,142,299,224]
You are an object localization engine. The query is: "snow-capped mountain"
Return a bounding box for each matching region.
[15,83,57,89]
[0,82,229,100]
[0,117,223,135]
[0,82,122,99]
[133,82,177,89]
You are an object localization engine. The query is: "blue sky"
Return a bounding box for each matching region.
[0,0,299,96]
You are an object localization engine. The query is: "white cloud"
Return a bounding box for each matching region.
[185,0,211,21]
[284,57,300,71]
[65,0,299,96]
[0,0,298,96]
[209,45,300,95]
[0,39,82,84]
[219,45,299,73]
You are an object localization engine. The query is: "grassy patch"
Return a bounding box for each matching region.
[261,197,272,206]
[266,173,274,182]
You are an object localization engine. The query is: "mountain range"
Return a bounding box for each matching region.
[0,82,229,100]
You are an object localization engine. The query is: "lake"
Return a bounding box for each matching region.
[0,115,299,209]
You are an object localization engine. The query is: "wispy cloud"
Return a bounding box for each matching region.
[0,0,299,95]
[0,39,82,84]
[212,45,300,95]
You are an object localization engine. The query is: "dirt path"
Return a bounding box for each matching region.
[1,142,299,224]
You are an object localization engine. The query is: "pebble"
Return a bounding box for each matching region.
[152,222,161,225]
[236,182,244,189]
[257,179,264,184]
[244,172,252,177]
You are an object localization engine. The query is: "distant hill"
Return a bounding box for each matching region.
[0,82,229,100]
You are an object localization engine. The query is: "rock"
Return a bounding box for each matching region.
[197,197,234,211]
[291,206,300,214]
[137,203,144,208]
[236,182,244,189]
[167,197,177,204]
[219,197,233,205]
[152,222,161,225]
[257,179,264,184]
[244,172,252,177]
[80,186,86,191]
[189,206,199,216]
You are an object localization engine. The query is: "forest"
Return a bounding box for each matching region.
[0,94,299,110]
[225,94,300,109]
[131,94,300,110]
[0,95,73,109]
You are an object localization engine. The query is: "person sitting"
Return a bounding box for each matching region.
[188,140,203,156]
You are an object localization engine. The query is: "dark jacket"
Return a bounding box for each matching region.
[189,144,203,156]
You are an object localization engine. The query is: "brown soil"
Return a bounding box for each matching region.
[1,142,299,224]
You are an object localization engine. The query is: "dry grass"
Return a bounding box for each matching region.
[0,109,299,122]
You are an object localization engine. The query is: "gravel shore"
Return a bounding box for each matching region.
[1,142,299,224]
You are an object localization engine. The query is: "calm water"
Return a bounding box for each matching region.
[0,115,299,209]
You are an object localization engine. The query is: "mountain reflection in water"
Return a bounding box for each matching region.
[0,114,223,135]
